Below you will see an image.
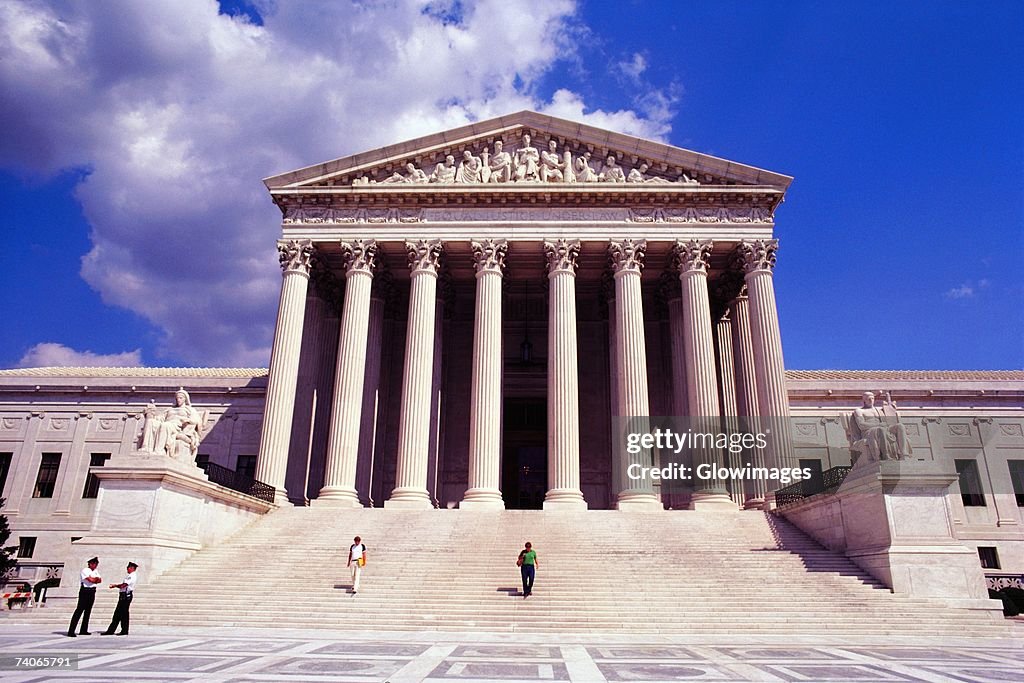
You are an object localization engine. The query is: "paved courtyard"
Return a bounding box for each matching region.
[0,625,1022,682]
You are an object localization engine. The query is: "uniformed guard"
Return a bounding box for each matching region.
[66,557,102,637]
[102,562,138,636]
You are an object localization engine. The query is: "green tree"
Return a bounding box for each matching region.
[0,498,17,578]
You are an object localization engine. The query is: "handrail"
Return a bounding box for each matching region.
[199,462,275,503]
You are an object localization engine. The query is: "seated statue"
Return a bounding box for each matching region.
[539,139,567,182]
[139,388,207,462]
[514,133,540,182]
[431,155,457,184]
[574,152,598,182]
[484,140,512,183]
[598,154,626,183]
[455,150,483,183]
[844,391,913,463]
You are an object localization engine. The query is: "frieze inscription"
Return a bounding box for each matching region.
[283,206,774,225]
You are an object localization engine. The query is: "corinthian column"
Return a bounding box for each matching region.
[318,240,378,506]
[736,239,792,507]
[728,281,765,508]
[609,239,661,510]
[543,239,587,510]
[461,239,507,510]
[672,239,731,509]
[256,239,315,504]
[386,239,443,509]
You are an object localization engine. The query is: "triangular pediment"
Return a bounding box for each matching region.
[264,111,792,191]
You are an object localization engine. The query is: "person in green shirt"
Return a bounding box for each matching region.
[518,542,538,598]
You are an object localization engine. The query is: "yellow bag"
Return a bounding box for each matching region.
[358,556,366,567]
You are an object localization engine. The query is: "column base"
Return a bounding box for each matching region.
[313,487,364,508]
[615,491,663,511]
[272,489,290,506]
[689,491,737,510]
[384,488,434,509]
[460,489,505,510]
[543,489,587,510]
[743,497,766,510]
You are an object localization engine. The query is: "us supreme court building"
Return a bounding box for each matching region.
[1,112,1022,584]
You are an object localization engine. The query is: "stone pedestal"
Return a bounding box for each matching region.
[834,460,1000,613]
[55,455,273,599]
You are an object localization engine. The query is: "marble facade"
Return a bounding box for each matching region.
[0,112,1022,590]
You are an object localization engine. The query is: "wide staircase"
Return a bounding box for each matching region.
[19,508,1011,635]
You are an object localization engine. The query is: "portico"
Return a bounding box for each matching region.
[258,111,794,510]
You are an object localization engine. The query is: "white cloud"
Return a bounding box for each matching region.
[18,343,143,368]
[619,52,647,81]
[0,0,676,365]
[945,284,974,299]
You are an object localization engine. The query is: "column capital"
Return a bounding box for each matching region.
[340,239,379,276]
[711,270,747,315]
[657,270,682,302]
[672,239,713,275]
[608,238,646,275]
[471,239,508,276]
[734,239,779,275]
[277,239,315,275]
[544,239,580,276]
[405,239,444,275]
[370,264,395,302]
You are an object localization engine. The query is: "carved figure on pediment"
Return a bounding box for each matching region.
[383,162,429,184]
[843,391,913,463]
[599,154,626,183]
[455,150,483,183]
[514,133,540,182]
[574,151,599,182]
[138,388,207,463]
[679,171,700,185]
[431,155,457,184]
[484,140,512,183]
[627,162,671,184]
[540,139,568,182]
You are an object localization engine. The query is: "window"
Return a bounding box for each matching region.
[195,454,210,473]
[0,452,11,496]
[978,546,1000,570]
[236,455,256,480]
[1009,460,1024,507]
[954,459,986,507]
[33,453,62,498]
[17,537,36,558]
[81,453,111,499]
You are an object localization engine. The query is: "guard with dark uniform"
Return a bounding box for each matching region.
[67,557,102,637]
[102,562,138,635]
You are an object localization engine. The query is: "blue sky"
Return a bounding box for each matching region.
[1,0,1021,370]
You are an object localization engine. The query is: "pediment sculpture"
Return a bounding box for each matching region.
[348,135,702,188]
[137,388,208,463]
[841,391,913,463]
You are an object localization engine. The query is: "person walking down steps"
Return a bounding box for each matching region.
[348,536,367,594]
[517,542,538,598]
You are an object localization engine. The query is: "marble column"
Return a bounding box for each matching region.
[355,274,389,506]
[543,239,587,510]
[256,239,315,504]
[736,239,792,508]
[318,240,378,506]
[609,239,661,510]
[386,239,444,509]
[714,311,744,507]
[462,239,508,510]
[673,239,732,509]
[729,284,766,509]
[603,273,624,506]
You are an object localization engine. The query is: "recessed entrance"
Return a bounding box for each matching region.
[503,397,547,509]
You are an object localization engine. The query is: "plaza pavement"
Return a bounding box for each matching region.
[0,623,1022,682]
